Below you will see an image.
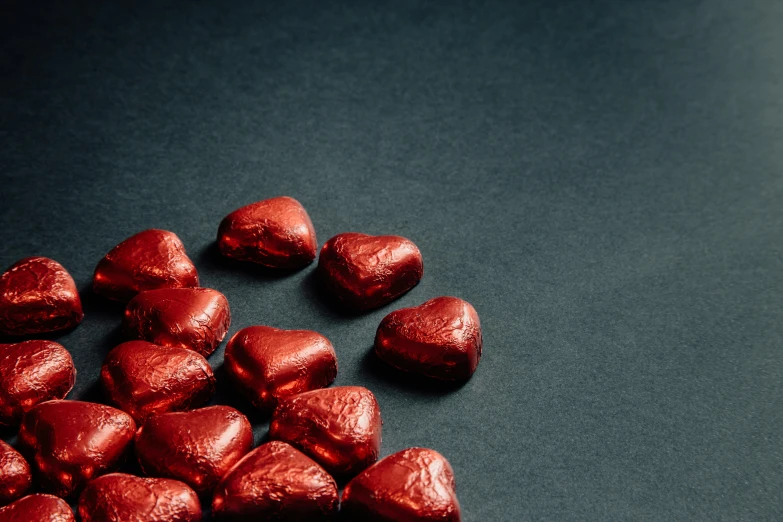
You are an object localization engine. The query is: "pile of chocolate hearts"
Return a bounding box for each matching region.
[0,196,482,521]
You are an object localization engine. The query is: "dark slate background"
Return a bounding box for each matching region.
[2,0,782,520]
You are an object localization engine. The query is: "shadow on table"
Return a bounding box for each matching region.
[359,349,467,397]
[196,242,304,283]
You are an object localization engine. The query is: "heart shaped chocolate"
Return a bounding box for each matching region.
[0,494,75,522]
[269,386,382,477]
[101,340,216,423]
[0,340,76,426]
[317,233,423,310]
[17,400,136,497]
[374,296,482,381]
[341,447,461,522]
[123,287,231,357]
[135,406,253,495]
[93,229,199,302]
[218,196,318,269]
[0,440,31,506]
[224,325,337,411]
[78,473,201,522]
[0,257,83,337]
[212,441,338,521]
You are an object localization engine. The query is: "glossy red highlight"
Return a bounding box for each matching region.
[0,494,75,521]
[0,441,31,506]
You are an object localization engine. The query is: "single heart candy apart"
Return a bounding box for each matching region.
[224,325,337,411]
[218,196,318,269]
[0,257,83,337]
[374,296,482,381]
[0,340,76,426]
[212,441,338,521]
[317,233,423,310]
[101,340,216,423]
[123,287,231,357]
[0,494,75,522]
[93,229,199,302]
[341,447,461,522]
[78,473,201,522]
[17,400,136,497]
[0,441,31,506]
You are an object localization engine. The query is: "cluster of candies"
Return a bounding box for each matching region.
[0,196,482,521]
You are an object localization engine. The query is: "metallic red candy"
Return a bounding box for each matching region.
[212,441,338,521]
[0,494,75,522]
[123,287,231,357]
[0,257,83,337]
[0,340,76,426]
[78,473,201,522]
[93,229,199,302]
[224,325,337,411]
[135,406,253,495]
[101,340,215,424]
[375,296,482,381]
[17,400,136,498]
[317,233,423,310]
[218,196,318,270]
[342,447,461,522]
[270,386,382,477]
[0,441,31,506]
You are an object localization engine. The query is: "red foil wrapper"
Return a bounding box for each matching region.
[342,447,461,522]
[0,494,75,522]
[0,340,76,426]
[0,257,83,337]
[101,340,215,423]
[123,287,231,357]
[93,229,199,302]
[218,196,318,270]
[270,386,382,477]
[78,473,201,522]
[212,441,338,521]
[224,325,337,411]
[374,296,482,381]
[0,441,31,506]
[135,406,253,495]
[317,233,423,311]
[17,400,136,498]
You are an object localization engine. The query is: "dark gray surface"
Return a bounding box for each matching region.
[2,0,783,520]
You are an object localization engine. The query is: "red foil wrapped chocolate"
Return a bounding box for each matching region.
[101,340,215,423]
[135,406,253,495]
[374,296,482,381]
[0,441,31,506]
[342,447,461,522]
[270,386,382,477]
[0,257,83,337]
[78,473,201,522]
[17,400,136,497]
[212,441,338,521]
[0,494,75,522]
[93,229,199,302]
[218,196,318,270]
[224,325,337,411]
[123,287,231,357]
[0,340,76,426]
[317,233,423,310]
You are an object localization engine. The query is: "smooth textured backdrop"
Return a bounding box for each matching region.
[2,1,782,520]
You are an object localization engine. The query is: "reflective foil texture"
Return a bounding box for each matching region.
[0,494,75,522]
[101,340,215,424]
[224,326,337,411]
[78,473,201,522]
[93,229,199,302]
[0,340,76,426]
[123,287,231,357]
[374,296,482,381]
[17,400,136,497]
[212,441,338,521]
[135,406,253,495]
[270,386,381,477]
[0,441,31,506]
[0,257,83,337]
[218,196,318,270]
[342,447,461,522]
[317,233,423,310]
